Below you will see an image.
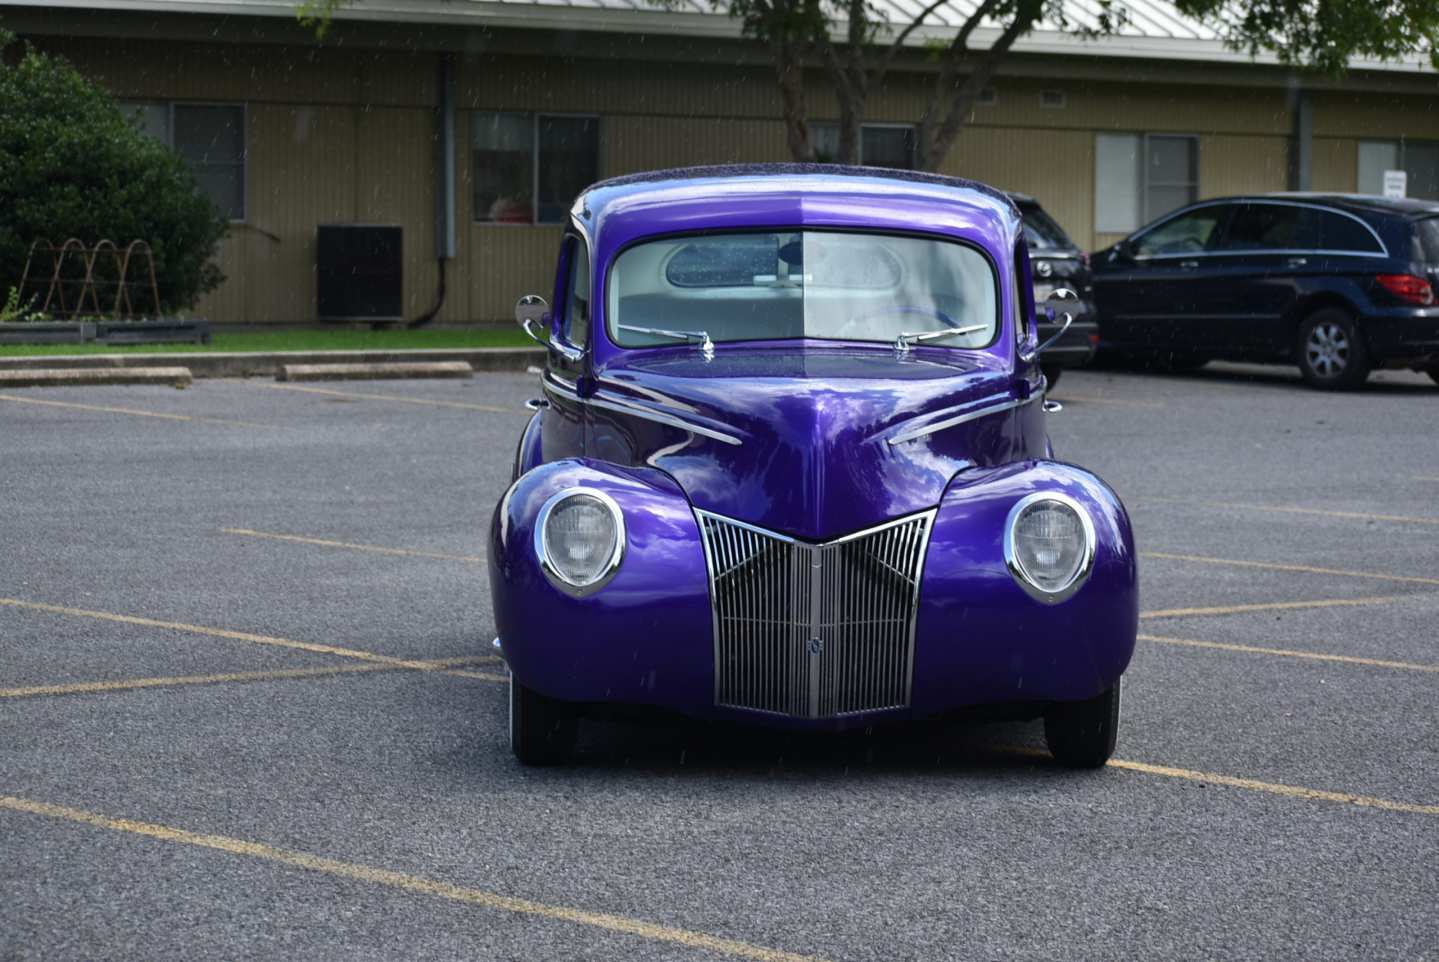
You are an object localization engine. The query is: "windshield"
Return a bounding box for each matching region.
[607,230,998,349]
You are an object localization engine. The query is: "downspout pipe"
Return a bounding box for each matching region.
[409,53,455,328]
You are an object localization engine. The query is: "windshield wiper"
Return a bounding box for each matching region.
[894,323,988,353]
[618,324,715,360]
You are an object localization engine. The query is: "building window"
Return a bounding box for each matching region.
[1094,132,1198,233]
[121,101,246,221]
[812,123,917,169]
[1358,140,1439,199]
[473,112,599,225]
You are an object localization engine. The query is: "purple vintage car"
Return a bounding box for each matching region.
[489,164,1137,767]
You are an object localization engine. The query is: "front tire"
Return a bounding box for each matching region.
[1044,679,1121,769]
[1298,309,1370,389]
[510,676,577,766]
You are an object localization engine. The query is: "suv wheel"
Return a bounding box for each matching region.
[1298,309,1370,389]
[1427,365,1439,388]
[510,676,577,766]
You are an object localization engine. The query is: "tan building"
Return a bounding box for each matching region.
[4,0,1437,324]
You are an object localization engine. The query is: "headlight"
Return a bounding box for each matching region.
[535,488,626,595]
[1003,492,1095,603]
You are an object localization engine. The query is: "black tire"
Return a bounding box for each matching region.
[510,676,577,766]
[1041,365,1062,389]
[1297,308,1371,390]
[1044,678,1121,769]
[1427,366,1439,387]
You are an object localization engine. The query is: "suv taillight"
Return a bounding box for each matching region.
[1376,273,1435,306]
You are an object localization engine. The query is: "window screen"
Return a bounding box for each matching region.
[862,127,916,169]
[810,123,916,168]
[173,105,245,221]
[1144,135,1197,222]
[1095,133,1140,233]
[473,113,599,224]
[1358,141,1400,196]
[538,116,599,224]
[473,112,535,224]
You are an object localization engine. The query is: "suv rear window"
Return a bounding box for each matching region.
[1019,203,1073,251]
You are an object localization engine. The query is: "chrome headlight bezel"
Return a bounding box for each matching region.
[534,487,627,597]
[1002,491,1096,604]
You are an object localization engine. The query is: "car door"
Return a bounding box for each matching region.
[1202,201,1318,357]
[1091,204,1231,352]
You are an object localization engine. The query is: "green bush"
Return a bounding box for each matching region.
[0,31,228,314]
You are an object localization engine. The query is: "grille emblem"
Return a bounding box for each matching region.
[696,510,935,719]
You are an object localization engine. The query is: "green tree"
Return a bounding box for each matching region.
[0,30,229,313]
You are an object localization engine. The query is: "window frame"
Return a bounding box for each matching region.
[1130,199,1388,261]
[556,232,593,352]
[1094,131,1199,235]
[472,111,600,227]
[810,121,918,169]
[603,227,1002,353]
[120,99,248,223]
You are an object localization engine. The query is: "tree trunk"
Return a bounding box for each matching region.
[773,33,816,162]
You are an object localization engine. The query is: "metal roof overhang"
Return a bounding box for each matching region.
[4,0,1433,76]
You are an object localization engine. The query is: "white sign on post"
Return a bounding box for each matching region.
[1383,169,1408,199]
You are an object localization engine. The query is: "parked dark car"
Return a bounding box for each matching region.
[1091,193,1439,389]
[1009,193,1098,387]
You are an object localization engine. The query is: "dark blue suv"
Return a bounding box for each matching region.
[1091,194,1439,389]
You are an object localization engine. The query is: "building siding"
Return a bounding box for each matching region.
[22,32,1439,324]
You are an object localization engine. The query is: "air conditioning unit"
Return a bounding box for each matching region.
[316,224,402,321]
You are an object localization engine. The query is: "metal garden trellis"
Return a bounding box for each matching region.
[17,238,163,320]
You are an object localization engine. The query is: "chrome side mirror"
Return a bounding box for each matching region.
[1021,287,1079,363]
[515,294,549,346]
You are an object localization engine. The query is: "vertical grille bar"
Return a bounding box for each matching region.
[698,509,934,719]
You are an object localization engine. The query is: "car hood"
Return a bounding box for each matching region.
[588,345,1038,541]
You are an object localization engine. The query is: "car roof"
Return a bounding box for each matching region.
[575,164,1023,263]
[1258,192,1439,219]
[578,163,1017,223]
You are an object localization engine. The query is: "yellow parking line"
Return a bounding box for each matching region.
[221,528,484,564]
[0,656,500,700]
[1143,551,1439,588]
[1140,596,1400,620]
[1104,759,1439,816]
[1139,633,1439,674]
[0,393,268,428]
[1004,747,1439,816]
[1141,497,1439,527]
[0,794,827,962]
[258,382,517,414]
[0,598,498,679]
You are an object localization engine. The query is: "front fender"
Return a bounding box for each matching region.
[911,460,1138,709]
[489,459,714,706]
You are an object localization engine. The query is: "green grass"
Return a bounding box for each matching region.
[0,326,535,357]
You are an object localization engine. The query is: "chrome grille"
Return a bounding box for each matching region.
[696,510,934,719]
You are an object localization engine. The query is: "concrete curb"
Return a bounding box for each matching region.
[0,347,544,379]
[278,361,474,382]
[0,367,193,389]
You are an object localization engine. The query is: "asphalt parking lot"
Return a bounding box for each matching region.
[2,362,1437,961]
